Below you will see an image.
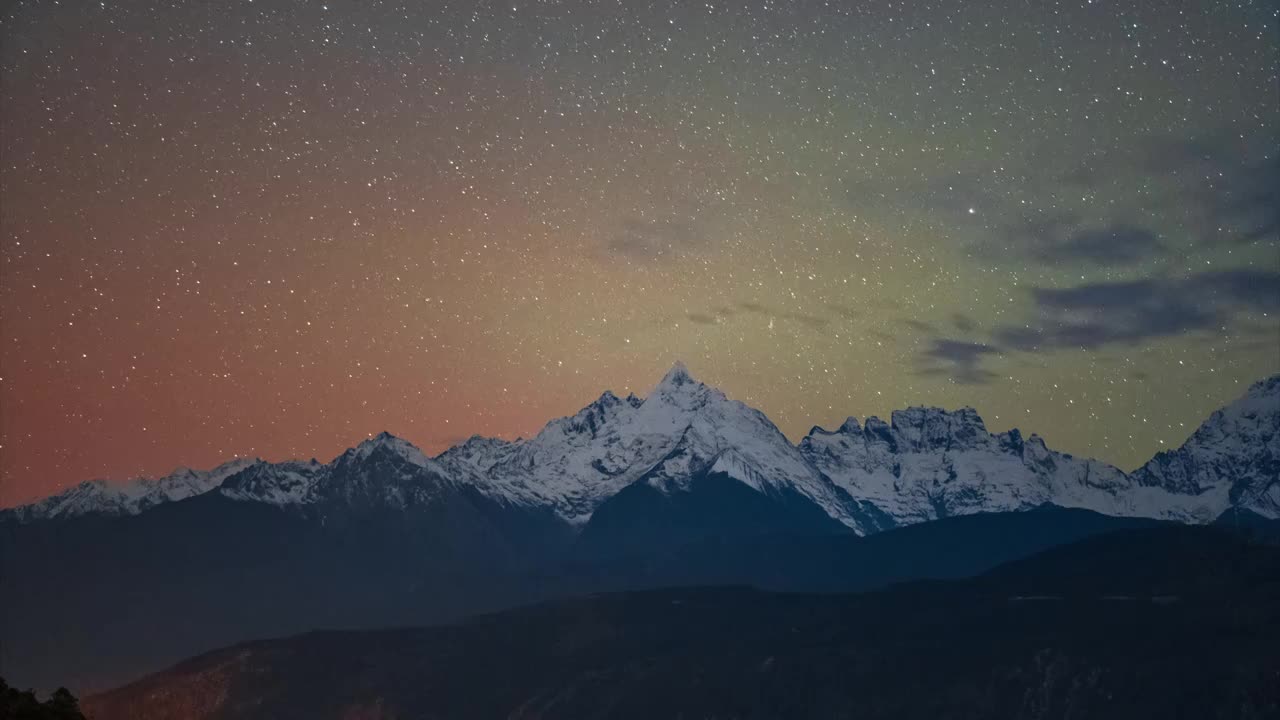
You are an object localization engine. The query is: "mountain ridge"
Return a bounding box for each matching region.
[7,366,1278,531]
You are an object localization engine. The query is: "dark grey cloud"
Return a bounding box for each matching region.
[916,172,1006,217]
[1194,156,1278,247]
[900,318,937,334]
[966,133,1272,268]
[1026,222,1167,265]
[855,131,1273,264]
[916,269,1278,373]
[825,303,860,322]
[733,301,831,329]
[995,270,1280,351]
[782,311,829,330]
[918,339,1000,385]
[843,170,1004,221]
[1065,134,1233,186]
[951,313,976,332]
[1065,133,1278,248]
[604,216,703,261]
[983,209,1168,267]
[685,301,831,330]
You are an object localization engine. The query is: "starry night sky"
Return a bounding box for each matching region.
[2,0,1277,505]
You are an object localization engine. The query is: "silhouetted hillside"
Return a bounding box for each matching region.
[84,525,1280,720]
[2,504,1160,692]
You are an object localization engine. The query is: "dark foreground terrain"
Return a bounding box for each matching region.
[0,679,86,720]
[84,525,1280,720]
[0,502,1169,692]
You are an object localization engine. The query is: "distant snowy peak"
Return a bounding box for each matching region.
[806,406,992,453]
[801,405,1167,525]
[449,361,855,527]
[219,459,327,506]
[343,431,432,467]
[318,431,473,508]
[221,432,474,510]
[460,363,727,524]
[441,434,519,459]
[546,391,634,439]
[798,380,1280,527]
[9,457,257,521]
[1134,375,1279,516]
[651,360,701,397]
[889,406,991,452]
[434,434,519,477]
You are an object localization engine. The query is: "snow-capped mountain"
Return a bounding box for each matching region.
[317,431,462,508]
[439,362,862,527]
[5,457,256,521]
[6,366,1278,532]
[1133,375,1279,518]
[209,432,494,511]
[218,459,327,506]
[799,407,1208,526]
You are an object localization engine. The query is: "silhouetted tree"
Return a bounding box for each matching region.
[0,678,87,720]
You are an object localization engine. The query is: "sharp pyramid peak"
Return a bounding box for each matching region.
[655,360,698,390]
[351,430,398,450]
[646,361,720,411]
[346,431,429,466]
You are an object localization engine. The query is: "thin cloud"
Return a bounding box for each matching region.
[918,339,1000,385]
[995,270,1280,351]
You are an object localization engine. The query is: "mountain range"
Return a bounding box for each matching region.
[1,365,1276,692]
[9,364,1278,530]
